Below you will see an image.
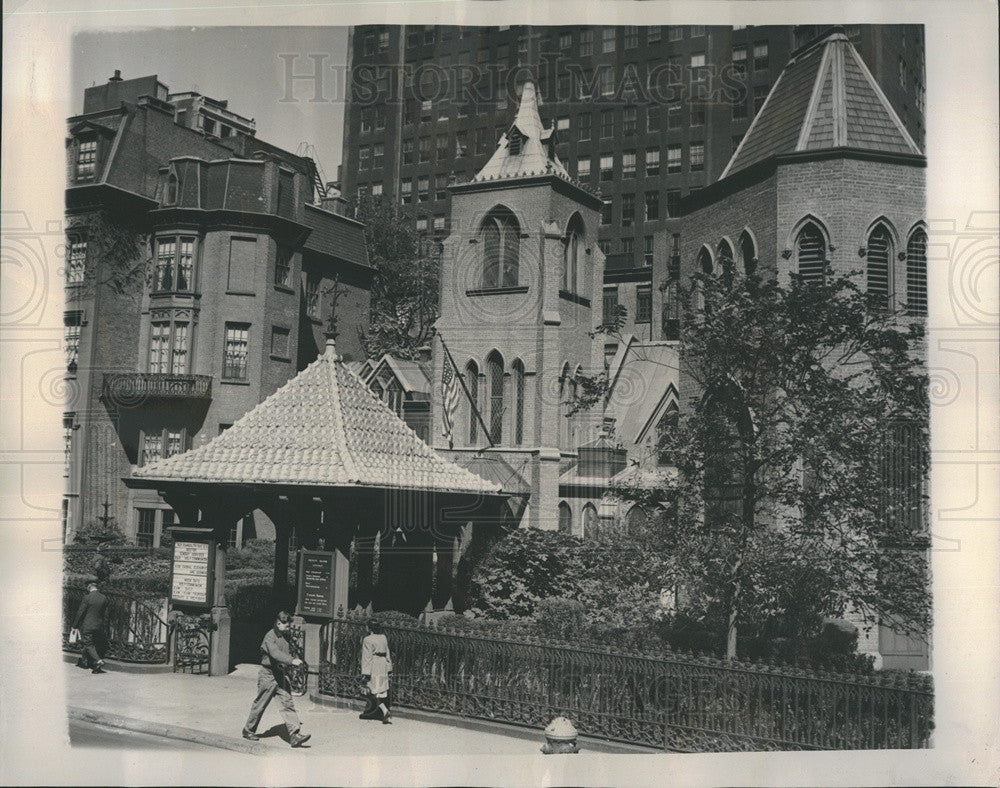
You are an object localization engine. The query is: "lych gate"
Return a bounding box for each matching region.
[125,339,512,685]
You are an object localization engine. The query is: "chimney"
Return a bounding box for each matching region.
[109,70,123,83]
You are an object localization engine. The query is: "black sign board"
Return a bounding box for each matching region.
[169,527,216,608]
[297,550,337,618]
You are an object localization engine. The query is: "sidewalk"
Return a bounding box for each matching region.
[64,661,551,756]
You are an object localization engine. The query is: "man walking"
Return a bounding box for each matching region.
[242,611,310,748]
[71,581,108,674]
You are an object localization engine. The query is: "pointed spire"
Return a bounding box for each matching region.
[511,80,543,140]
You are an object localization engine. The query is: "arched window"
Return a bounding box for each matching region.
[625,505,646,536]
[717,239,735,278]
[906,228,928,317]
[481,208,520,289]
[512,359,525,445]
[564,214,585,293]
[795,222,827,284]
[558,501,572,534]
[568,373,578,448]
[466,360,479,444]
[582,503,599,540]
[866,224,893,311]
[739,231,757,276]
[486,351,504,444]
[698,246,714,275]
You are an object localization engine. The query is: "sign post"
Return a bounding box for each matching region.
[295,548,349,695]
[169,525,229,675]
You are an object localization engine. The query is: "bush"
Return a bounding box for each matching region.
[534,597,585,640]
[72,520,129,546]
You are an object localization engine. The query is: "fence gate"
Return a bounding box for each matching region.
[172,613,213,674]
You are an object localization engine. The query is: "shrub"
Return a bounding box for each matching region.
[72,520,129,546]
[534,597,585,640]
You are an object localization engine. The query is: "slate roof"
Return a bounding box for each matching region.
[721,30,922,179]
[604,339,680,448]
[131,342,500,495]
[469,81,579,183]
[302,203,370,269]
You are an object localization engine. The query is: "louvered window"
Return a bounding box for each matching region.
[867,225,893,311]
[906,229,927,316]
[796,224,826,284]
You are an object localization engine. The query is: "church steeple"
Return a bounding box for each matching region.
[472,80,570,183]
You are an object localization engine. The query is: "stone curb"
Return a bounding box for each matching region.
[67,706,264,755]
[63,651,174,674]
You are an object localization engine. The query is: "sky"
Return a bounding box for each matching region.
[72,27,350,181]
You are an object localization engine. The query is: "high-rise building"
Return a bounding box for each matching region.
[64,72,372,545]
[339,24,924,272]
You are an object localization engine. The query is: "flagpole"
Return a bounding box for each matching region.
[437,331,494,448]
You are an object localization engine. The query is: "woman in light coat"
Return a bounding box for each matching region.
[359,620,393,724]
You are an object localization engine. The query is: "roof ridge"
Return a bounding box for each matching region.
[325,350,359,483]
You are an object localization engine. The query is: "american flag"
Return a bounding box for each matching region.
[441,353,461,442]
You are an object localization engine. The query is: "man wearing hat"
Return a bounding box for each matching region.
[71,581,108,674]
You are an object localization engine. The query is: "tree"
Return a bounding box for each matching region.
[66,210,151,300]
[603,265,929,659]
[356,196,440,360]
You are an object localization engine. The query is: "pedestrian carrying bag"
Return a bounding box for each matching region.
[68,628,79,644]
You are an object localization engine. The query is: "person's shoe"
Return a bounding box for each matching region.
[242,730,260,741]
[382,712,392,725]
[91,667,106,674]
[289,732,311,747]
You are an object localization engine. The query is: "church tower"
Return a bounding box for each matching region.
[432,81,606,530]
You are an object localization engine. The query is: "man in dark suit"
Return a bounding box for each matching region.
[72,581,109,674]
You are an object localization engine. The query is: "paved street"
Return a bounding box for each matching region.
[69,719,213,750]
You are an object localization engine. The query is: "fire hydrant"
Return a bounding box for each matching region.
[541,716,580,754]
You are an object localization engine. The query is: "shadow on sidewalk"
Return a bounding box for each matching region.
[257,724,311,748]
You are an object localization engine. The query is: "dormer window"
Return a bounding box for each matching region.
[508,131,522,156]
[165,173,178,205]
[76,139,97,180]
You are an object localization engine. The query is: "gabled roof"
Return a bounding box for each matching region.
[131,342,499,495]
[368,355,432,396]
[604,341,680,448]
[472,81,572,183]
[721,29,922,179]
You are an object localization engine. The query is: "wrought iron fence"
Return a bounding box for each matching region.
[171,612,213,674]
[318,614,933,752]
[287,625,307,696]
[63,585,170,664]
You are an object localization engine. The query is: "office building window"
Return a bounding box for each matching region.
[733,46,747,77]
[733,90,748,120]
[600,154,614,181]
[223,322,250,380]
[360,110,372,134]
[667,145,681,173]
[63,414,74,476]
[274,245,292,287]
[666,189,681,217]
[668,26,683,41]
[667,103,681,129]
[623,107,637,135]
[689,25,705,37]
[646,148,660,176]
[636,285,652,323]
[691,101,706,126]
[433,174,447,201]
[401,178,412,203]
[64,312,82,372]
[603,287,619,326]
[577,113,591,142]
[622,193,635,226]
[456,131,468,156]
[577,157,591,179]
[645,191,660,221]
[148,319,189,375]
[419,138,431,163]
[754,84,770,113]
[433,215,446,233]
[559,31,572,49]
[436,135,449,161]
[648,26,661,43]
[598,239,611,256]
[67,238,87,284]
[153,236,196,292]
[690,142,705,171]
[644,235,654,266]
[418,175,429,201]
[621,237,634,256]
[601,109,614,138]
[416,216,428,233]
[372,142,384,169]
[556,116,570,131]
[602,27,616,54]
[754,41,769,71]
[624,26,639,49]
[690,52,706,86]
[599,68,614,97]
[601,200,612,225]
[646,106,661,133]
[402,138,414,165]
[623,150,636,177]
[579,29,593,56]
[372,183,383,197]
